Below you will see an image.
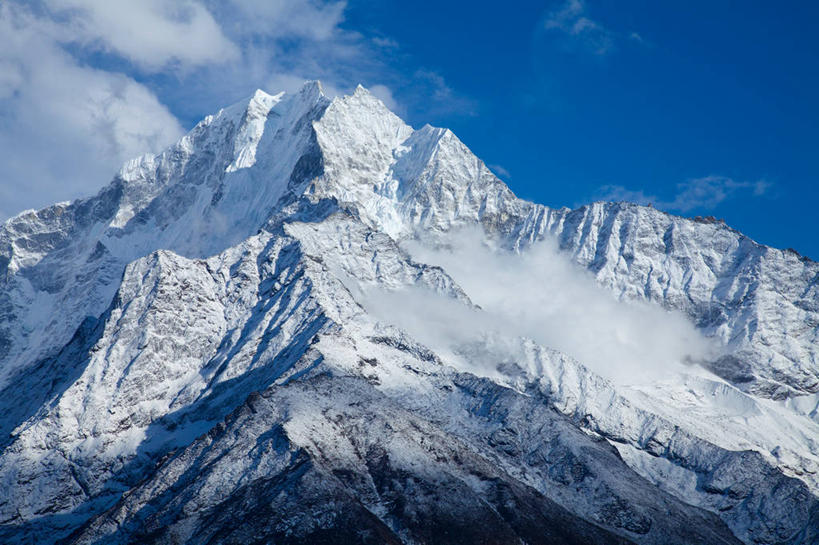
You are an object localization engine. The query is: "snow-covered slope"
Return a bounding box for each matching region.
[0,81,817,544]
[0,82,328,387]
[546,202,819,400]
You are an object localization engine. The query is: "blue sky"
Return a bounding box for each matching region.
[1,1,817,257]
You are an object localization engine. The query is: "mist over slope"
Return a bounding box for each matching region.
[382,229,715,384]
[0,82,817,544]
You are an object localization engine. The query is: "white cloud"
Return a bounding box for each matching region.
[544,0,613,55]
[44,0,239,71]
[595,175,771,213]
[0,2,184,219]
[363,229,714,385]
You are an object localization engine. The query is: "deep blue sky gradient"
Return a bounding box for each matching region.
[346,1,818,257]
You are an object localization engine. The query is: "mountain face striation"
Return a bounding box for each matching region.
[0,81,817,544]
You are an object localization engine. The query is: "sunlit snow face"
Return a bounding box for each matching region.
[362,228,717,385]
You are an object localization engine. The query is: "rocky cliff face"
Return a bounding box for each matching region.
[0,81,817,544]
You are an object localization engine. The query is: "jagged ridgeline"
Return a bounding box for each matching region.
[0,81,817,544]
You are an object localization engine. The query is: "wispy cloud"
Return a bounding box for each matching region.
[372,36,400,50]
[410,69,478,118]
[488,164,511,179]
[628,32,646,45]
[595,175,771,213]
[544,0,614,55]
[543,0,648,56]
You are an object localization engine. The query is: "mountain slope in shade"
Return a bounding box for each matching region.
[0,81,817,544]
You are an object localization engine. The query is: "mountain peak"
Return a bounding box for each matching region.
[250,88,279,103]
[297,79,325,100]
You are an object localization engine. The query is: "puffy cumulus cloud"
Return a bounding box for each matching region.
[362,229,715,386]
[42,0,239,71]
[0,2,184,219]
[596,175,771,213]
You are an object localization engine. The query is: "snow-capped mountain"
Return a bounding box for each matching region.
[0,81,817,544]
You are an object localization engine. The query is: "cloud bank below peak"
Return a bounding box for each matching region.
[362,229,716,386]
